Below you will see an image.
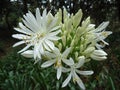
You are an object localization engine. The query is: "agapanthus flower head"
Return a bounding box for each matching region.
[12,7,112,90]
[12,8,61,59]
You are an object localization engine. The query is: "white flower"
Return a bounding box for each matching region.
[90,50,107,61]
[41,47,74,80]
[12,8,61,59]
[92,21,112,49]
[62,56,93,90]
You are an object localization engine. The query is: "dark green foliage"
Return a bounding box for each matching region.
[0,46,119,90]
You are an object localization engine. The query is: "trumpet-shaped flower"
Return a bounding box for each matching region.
[12,8,61,59]
[41,47,74,80]
[62,56,93,90]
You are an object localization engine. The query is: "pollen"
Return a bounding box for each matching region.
[73,77,79,83]
[55,60,62,67]
[101,32,108,37]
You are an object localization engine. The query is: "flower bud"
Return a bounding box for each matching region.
[58,43,62,51]
[73,9,83,28]
[90,50,107,61]
[62,36,66,46]
[83,47,95,55]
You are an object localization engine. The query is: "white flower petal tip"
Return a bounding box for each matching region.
[63,58,74,66]
[76,70,94,76]
[41,60,55,68]
[62,47,71,56]
[76,79,85,90]
[57,67,62,80]
[12,41,25,47]
[62,73,72,87]
[21,50,33,58]
[75,56,85,68]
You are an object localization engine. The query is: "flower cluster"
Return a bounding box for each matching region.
[12,8,112,90]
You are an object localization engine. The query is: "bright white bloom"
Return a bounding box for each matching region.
[62,56,93,90]
[93,21,112,49]
[90,50,107,61]
[41,47,74,80]
[12,8,61,59]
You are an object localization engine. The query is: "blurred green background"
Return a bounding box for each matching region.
[0,0,120,90]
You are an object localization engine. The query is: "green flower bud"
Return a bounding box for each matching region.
[73,9,83,28]
[62,36,66,46]
[83,47,95,55]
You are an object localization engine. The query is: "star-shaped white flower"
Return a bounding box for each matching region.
[41,47,74,80]
[62,56,93,90]
[92,21,112,49]
[12,8,61,59]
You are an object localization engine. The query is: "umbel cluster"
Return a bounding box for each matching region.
[12,8,112,90]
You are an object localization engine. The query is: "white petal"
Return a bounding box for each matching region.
[22,18,36,32]
[42,9,47,17]
[62,59,74,66]
[18,44,31,53]
[43,42,51,51]
[36,8,41,24]
[19,22,34,33]
[95,21,109,32]
[21,50,33,58]
[62,47,71,58]
[62,67,70,73]
[76,70,94,75]
[53,47,60,54]
[41,60,56,68]
[101,39,109,45]
[38,43,44,54]
[48,30,61,36]
[96,43,104,49]
[12,34,30,40]
[48,36,61,41]
[14,28,32,35]
[48,18,58,29]
[76,77,85,90]
[34,44,41,59]
[23,13,39,32]
[28,11,38,26]
[45,39,55,50]
[44,51,56,58]
[75,56,85,68]
[73,72,85,90]
[50,26,61,32]
[57,67,62,80]
[62,72,72,87]
[13,41,25,47]
[42,9,47,28]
